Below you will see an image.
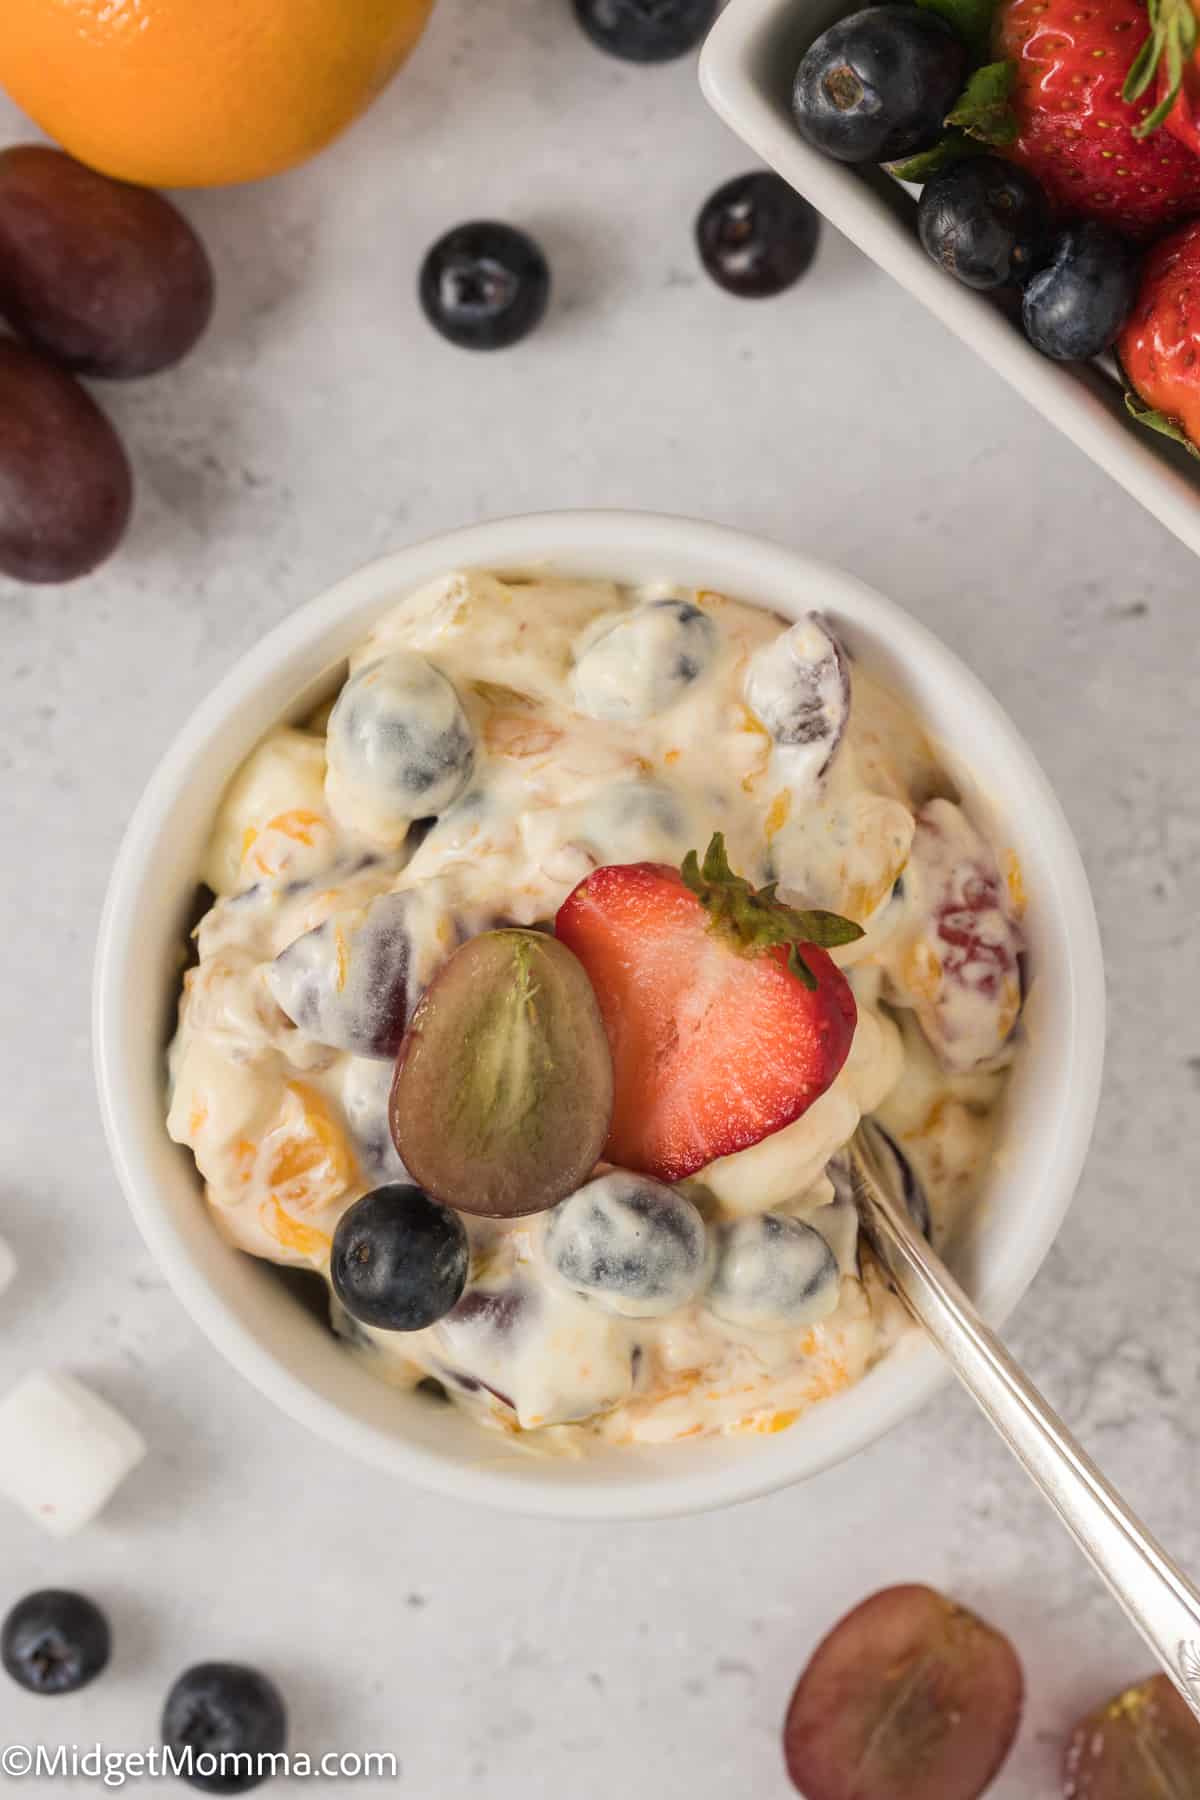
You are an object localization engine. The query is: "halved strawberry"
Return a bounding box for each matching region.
[554,835,860,1183]
[1119,216,1200,451]
[994,0,1200,239]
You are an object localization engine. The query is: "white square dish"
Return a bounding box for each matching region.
[700,0,1200,558]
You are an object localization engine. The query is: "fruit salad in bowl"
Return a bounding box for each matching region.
[95,512,1103,1515]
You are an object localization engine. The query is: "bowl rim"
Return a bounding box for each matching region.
[93,508,1106,1520]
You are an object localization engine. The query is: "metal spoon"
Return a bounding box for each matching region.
[849,1120,1200,1723]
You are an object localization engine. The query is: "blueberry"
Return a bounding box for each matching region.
[331,1184,469,1332]
[161,1662,287,1795]
[1021,222,1137,362]
[543,1170,709,1316]
[918,156,1048,290]
[2,1590,110,1695]
[707,1214,840,1330]
[572,0,716,63]
[572,598,718,722]
[326,652,475,839]
[419,222,550,351]
[696,171,821,298]
[792,6,967,164]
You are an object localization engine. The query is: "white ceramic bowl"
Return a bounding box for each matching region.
[94,510,1105,1520]
[700,0,1200,561]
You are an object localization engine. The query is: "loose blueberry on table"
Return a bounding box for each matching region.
[419,222,550,351]
[695,172,821,298]
[161,1662,287,1796]
[572,0,717,63]
[2,1590,111,1695]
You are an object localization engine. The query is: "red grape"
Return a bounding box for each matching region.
[1062,1673,1200,1797]
[0,340,132,583]
[783,1584,1023,1800]
[0,146,213,379]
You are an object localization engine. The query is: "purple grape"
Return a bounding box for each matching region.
[744,613,850,774]
[268,889,435,1060]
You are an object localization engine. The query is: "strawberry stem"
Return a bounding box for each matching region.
[679,833,864,992]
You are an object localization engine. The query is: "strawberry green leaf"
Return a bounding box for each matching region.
[946,60,1018,144]
[888,130,980,181]
[680,833,863,992]
[1125,0,1199,136]
[1123,31,1162,102]
[915,0,999,64]
[1125,390,1200,455]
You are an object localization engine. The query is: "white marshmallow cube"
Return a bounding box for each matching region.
[0,1234,14,1297]
[0,1370,147,1536]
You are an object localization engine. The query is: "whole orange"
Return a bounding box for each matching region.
[0,0,437,188]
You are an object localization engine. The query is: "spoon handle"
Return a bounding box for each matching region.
[851,1146,1200,1723]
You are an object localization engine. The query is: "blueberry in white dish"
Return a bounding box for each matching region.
[1022,222,1137,361]
[2,1590,110,1695]
[918,157,1049,291]
[419,222,549,351]
[696,172,821,298]
[707,1214,841,1330]
[331,1185,469,1331]
[792,6,967,164]
[325,651,474,842]
[572,0,716,63]
[161,1662,286,1795]
[543,1170,709,1316]
[572,598,718,723]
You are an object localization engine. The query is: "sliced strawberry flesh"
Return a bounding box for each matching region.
[996,0,1200,238]
[556,860,856,1183]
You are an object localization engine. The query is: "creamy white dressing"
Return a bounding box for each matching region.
[167,570,1024,1448]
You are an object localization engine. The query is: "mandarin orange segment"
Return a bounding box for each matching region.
[265,1082,356,1211]
[261,1198,332,1261]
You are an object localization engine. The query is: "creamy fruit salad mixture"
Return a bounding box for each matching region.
[166,570,1025,1448]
